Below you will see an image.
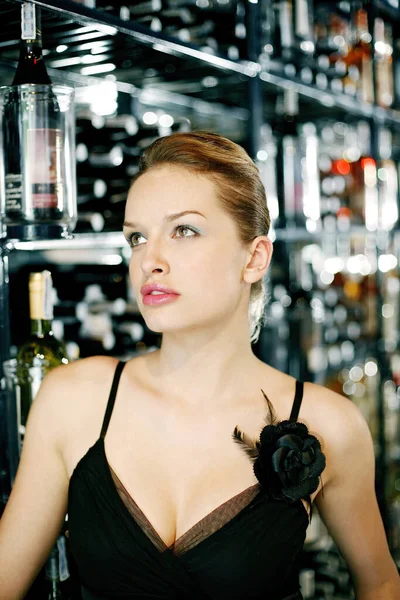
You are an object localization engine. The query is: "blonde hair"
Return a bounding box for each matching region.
[133,131,271,343]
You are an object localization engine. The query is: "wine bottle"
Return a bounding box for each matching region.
[4,3,66,228]
[16,270,68,450]
[377,128,398,231]
[273,0,314,63]
[374,18,394,108]
[273,90,304,228]
[343,3,374,104]
[44,539,69,600]
[255,124,279,227]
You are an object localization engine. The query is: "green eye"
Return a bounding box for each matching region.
[174,225,198,238]
[125,232,144,247]
[126,224,199,248]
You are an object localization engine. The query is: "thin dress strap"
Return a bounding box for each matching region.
[100,360,126,438]
[289,380,304,423]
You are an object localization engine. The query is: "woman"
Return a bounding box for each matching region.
[0,131,398,600]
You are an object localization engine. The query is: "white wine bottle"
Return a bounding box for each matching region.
[16,270,68,449]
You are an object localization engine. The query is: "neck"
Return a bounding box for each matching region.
[31,319,52,337]
[145,322,261,413]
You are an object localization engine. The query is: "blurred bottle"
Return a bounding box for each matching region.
[124,0,161,17]
[350,122,378,229]
[73,0,96,6]
[376,128,398,231]
[75,178,119,233]
[299,568,315,599]
[318,123,342,228]
[259,0,276,64]
[76,284,116,352]
[320,120,377,228]
[44,537,70,599]
[74,211,105,233]
[314,3,351,65]
[343,3,373,104]
[258,280,291,373]
[322,120,378,228]
[272,0,314,63]
[76,177,107,205]
[273,89,304,228]
[299,122,321,229]
[255,124,279,227]
[374,18,394,108]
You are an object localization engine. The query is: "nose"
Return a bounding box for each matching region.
[138,237,170,277]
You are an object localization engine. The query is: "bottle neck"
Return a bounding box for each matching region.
[353,9,370,46]
[284,89,299,117]
[31,319,53,337]
[12,5,51,85]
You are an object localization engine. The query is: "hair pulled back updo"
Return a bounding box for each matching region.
[132,131,271,344]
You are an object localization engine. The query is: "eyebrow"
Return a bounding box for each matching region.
[123,210,206,229]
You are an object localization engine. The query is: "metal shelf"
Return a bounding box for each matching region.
[259,70,400,130]
[2,0,400,128]
[7,231,127,251]
[4,225,396,252]
[12,0,260,77]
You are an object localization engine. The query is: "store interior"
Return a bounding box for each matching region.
[0,1,399,598]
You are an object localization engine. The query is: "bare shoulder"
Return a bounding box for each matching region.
[43,354,119,390]
[39,355,120,446]
[262,364,374,489]
[301,381,374,485]
[252,363,370,461]
[302,381,371,442]
[299,383,400,593]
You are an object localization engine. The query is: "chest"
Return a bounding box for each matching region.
[104,407,264,546]
[68,457,307,599]
[65,379,316,550]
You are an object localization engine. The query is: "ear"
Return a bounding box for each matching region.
[242,236,273,284]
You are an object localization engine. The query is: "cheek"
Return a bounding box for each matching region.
[127,240,244,293]
[188,246,243,295]
[128,258,140,292]
[206,239,244,280]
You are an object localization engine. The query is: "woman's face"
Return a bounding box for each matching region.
[123,165,253,335]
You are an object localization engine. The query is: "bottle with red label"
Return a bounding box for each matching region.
[1,2,76,240]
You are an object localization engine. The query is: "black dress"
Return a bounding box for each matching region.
[67,360,325,599]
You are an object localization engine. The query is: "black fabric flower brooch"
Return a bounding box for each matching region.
[232,389,326,512]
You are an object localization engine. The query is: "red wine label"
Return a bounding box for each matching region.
[5,173,23,211]
[27,128,63,209]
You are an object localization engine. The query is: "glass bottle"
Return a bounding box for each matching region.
[15,270,68,451]
[0,3,76,240]
[343,3,374,104]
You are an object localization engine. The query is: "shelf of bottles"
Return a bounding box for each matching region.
[0,0,397,123]
[0,0,400,598]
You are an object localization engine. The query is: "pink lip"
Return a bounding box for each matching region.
[142,293,180,306]
[141,283,179,296]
